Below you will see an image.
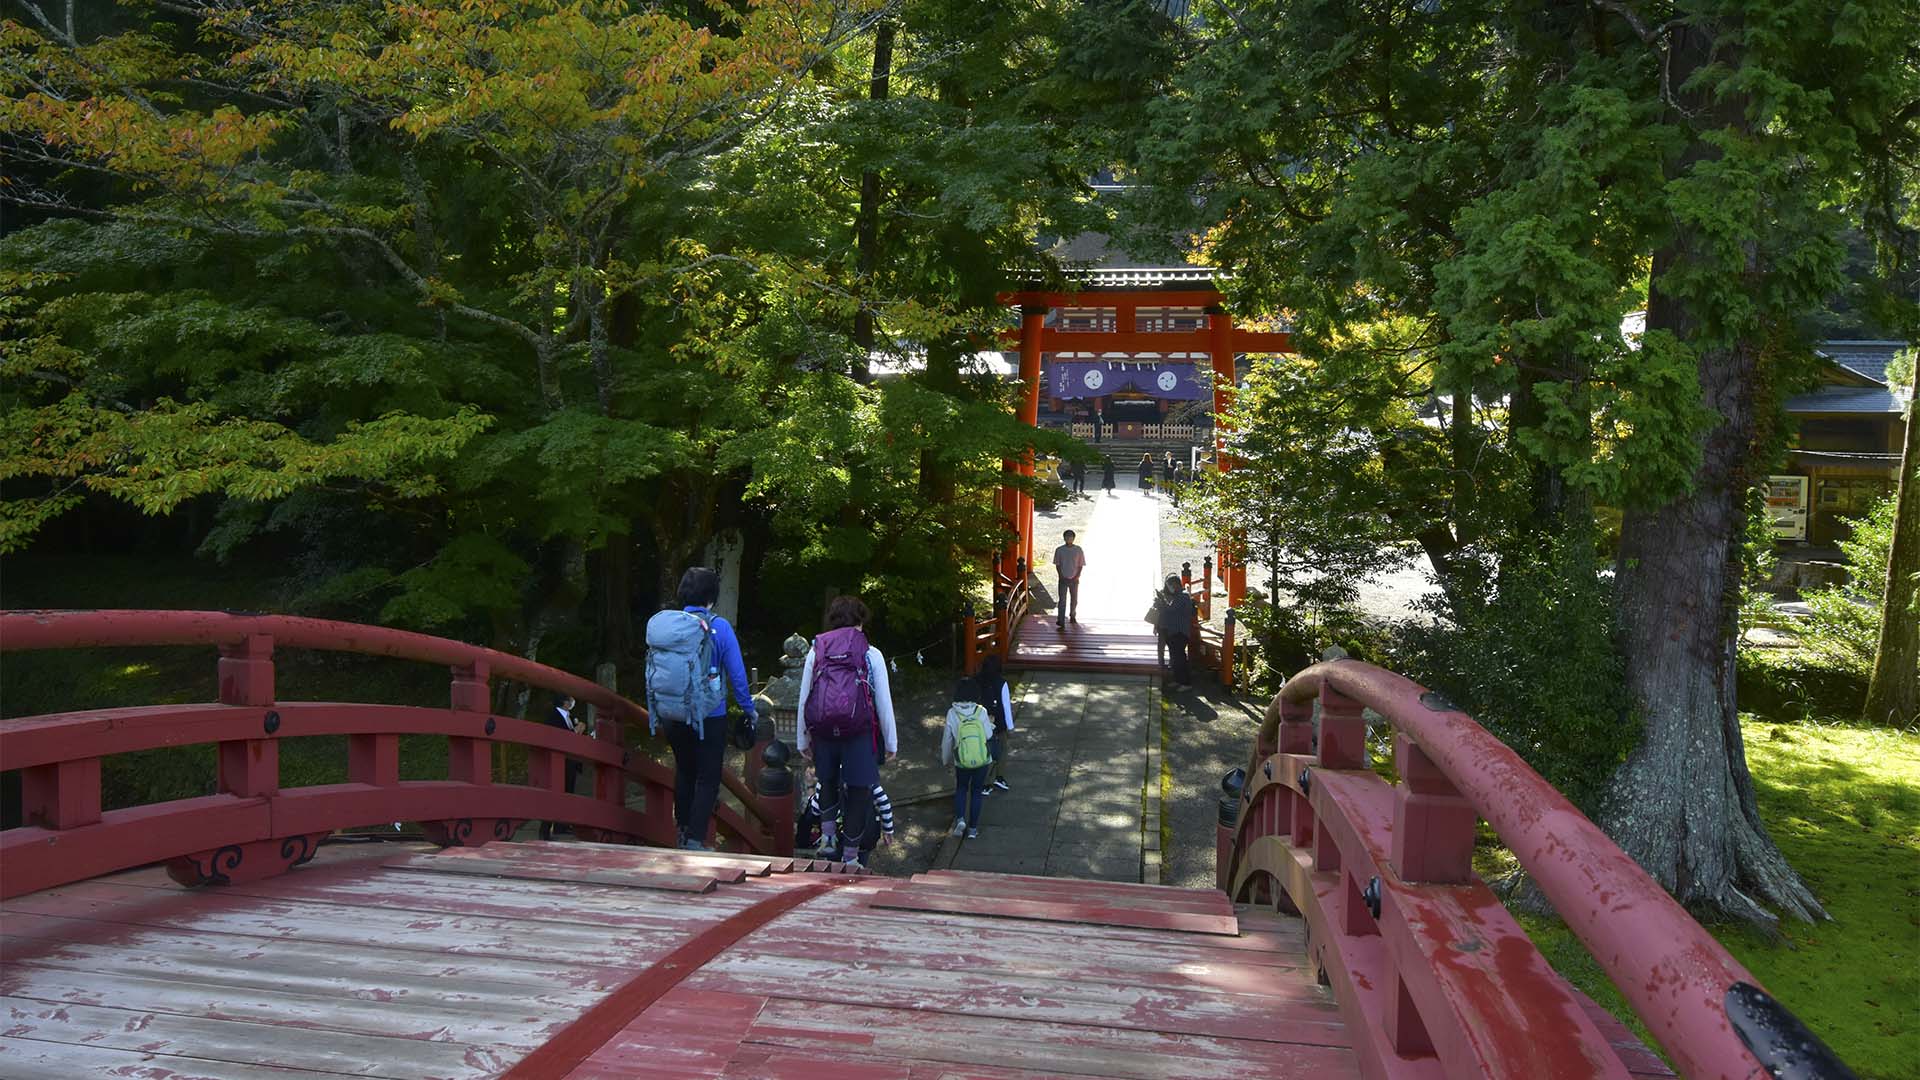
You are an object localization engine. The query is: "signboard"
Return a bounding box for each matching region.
[1049,360,1206,401]
[1763,475,1808,540]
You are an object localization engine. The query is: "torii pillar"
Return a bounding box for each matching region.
[1003,305,1046,578]
[1208,306,1247,609]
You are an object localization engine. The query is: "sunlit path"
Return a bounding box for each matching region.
[1073,481,1163,620]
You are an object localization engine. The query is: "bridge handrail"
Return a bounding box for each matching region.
[0,609,793,899]
[1223,659,1770,1079]
[0,608,641,725]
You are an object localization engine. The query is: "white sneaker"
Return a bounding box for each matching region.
[950,819,967,837]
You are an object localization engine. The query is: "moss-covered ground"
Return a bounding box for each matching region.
[1485,714,1919,1079]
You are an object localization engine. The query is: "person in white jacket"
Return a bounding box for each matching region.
[795,596,898,866]
[940,677,997,840]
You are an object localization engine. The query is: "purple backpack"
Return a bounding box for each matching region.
[804,626,878,741]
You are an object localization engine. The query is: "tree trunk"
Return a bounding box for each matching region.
[849,19,894,385]
[1864,405,1919,725]
[598,532,633,668]
[1602,23,1823,926]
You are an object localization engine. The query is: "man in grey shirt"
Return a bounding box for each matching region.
[1053,530,1086,629]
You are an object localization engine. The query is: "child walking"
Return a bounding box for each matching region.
[796,774,896,863]
[941,677,997,839]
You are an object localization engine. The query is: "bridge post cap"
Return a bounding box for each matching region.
[1220,766,1246,797]
[1725,981,1853,1078]
[756,738,793,797]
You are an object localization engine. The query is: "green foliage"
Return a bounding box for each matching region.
[1802,495,1901,678]
[1176,357,1403,647]
[1396,536,1637,812]
[1,1,1113,664]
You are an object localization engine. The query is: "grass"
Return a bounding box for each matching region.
[1486,713,1920,1079]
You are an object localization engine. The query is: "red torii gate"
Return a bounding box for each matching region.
[998,271,1292,608]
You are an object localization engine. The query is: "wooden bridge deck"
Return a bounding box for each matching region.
[0,839,1357,1078]
[1005,613,1164,675]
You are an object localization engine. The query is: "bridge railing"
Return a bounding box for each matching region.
[0,609,795,901]
[1219,659,1798,1079]
[961,559,1033,673]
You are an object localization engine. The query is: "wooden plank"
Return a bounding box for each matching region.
[68,862,763,931]
[762,885,1308,963]
[0,1036,350,1080]
[738,998,1361,1080]
[461,840,774,878]
[563,988,767,1080]
[2,881,693,972]
[0,965,563,1048]
[0,914,642,998]
[926,869,1235,902]
[683,952,1351,1047]
[735,926,1309,997]
[870,887,1239,936]
[382,854,718,893]
[904,874,1235,916]
[517,840,794,874]
[0,995,502,1078]
[749,904,1307,976]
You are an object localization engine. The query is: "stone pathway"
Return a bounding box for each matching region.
[947,672,1157,882]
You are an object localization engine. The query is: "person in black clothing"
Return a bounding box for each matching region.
[1137,453,1154,494]
[539,693,585,840]
[976,654,1015,793]
[1071,458,1087,493]
[1101,457,1116,495]
[1154,575,1197,686]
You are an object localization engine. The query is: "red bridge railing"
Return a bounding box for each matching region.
[0,609,795,900]
[1219,659,1808,1080]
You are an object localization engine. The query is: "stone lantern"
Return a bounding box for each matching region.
[753,633,810,746]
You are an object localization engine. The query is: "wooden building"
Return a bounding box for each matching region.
[1773,340,1910,547]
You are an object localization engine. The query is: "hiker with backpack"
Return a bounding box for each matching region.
[941,676,996,839]
[794,595,898,869]
[644,567,757,852]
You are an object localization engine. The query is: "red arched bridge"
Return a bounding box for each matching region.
[0,610,1846,1078]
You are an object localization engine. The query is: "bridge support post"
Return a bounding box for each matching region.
[447,661,493,787]
[1390,735,1475,884]
[1317,684,1368,770]
[216,634,278,800]
[20,759,100,830]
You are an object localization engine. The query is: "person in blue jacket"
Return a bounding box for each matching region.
[668,567,757,851]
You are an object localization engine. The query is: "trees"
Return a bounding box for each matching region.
[2,0,1104,674]
[1106,0,1916,922]
[1175,357,1402,671]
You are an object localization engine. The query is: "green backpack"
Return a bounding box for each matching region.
[953,704,992,770]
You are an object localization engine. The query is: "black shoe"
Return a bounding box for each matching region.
[1056,621,1064,631]
[991,778,1010,791]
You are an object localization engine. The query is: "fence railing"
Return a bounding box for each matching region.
[961,560,1033,673]
[1218,659,1829,1079]
[0,609,795,900]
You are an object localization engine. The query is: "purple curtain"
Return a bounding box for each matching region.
[1048,360,1207,400]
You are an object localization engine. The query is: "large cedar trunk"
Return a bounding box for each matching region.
[1602,23,1823,925]
[1863,408,1919,725]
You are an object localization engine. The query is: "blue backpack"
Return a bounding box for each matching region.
[644,609,728,735]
